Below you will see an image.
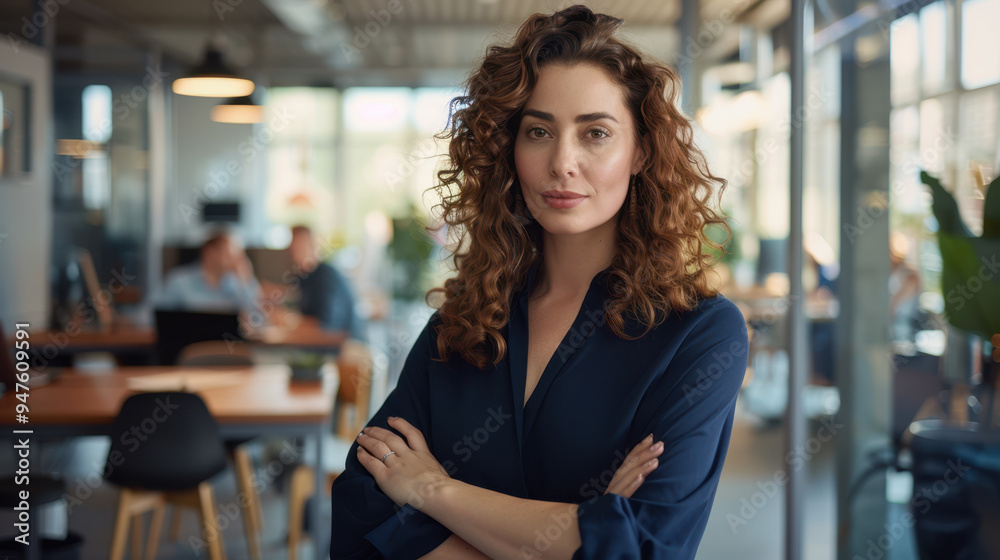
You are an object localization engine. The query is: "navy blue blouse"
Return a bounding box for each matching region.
[331,259,749,559]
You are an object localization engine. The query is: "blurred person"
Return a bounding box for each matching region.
[805,233,839,384]
[285,225,367,342]
[332,6,748,559]
[158,230,261,312]
[889,231,922,342]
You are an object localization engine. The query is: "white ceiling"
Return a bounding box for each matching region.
[1,0,760,87]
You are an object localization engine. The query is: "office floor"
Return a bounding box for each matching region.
[0,405,919,560]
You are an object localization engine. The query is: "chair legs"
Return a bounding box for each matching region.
[195,483,226,560]
[108,484,227,560]
[288,467,342,560]
[287,465,315,560]
[232,444,263,560]
[130,516,143,560]
[146,501,166,560]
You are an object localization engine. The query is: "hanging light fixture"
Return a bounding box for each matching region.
[211,95,264,123]
[172,45,255,98]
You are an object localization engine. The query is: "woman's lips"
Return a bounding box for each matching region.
[541,194,587,209]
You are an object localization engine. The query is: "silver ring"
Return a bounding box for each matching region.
[380,451,396,463]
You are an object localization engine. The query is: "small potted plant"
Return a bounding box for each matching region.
[288,352,328,383]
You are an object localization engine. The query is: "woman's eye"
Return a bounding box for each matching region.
[527,127,548,138]
[589,128,610,140]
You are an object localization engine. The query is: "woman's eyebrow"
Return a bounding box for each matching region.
[522,108,619,124]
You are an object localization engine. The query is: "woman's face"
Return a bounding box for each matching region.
[514,63,644,236]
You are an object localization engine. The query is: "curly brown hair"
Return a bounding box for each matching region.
[425,5,730,369]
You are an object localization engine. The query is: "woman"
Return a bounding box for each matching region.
[332,5,749,559]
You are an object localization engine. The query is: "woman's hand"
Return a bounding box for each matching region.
[356,416,452,508]
[603,434,664,498]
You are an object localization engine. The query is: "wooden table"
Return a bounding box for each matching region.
[17,324,348,360]
[0,365,336,560]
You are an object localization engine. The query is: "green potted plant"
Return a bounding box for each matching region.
[288,351,328,382]
[910,170,1000,560]
[388,202,436,302]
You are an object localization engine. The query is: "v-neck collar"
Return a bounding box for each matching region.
[508,258,613,455]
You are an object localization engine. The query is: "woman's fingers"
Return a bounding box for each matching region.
[388,416,429,452]
[356,445,386,475]
[604,434,664,498]
[361,425,409,451]
[357,430,398,461]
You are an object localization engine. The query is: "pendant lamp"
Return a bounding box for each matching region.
[172,46,255,98]
[211,95,264,123]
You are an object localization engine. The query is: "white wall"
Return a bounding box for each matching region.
[0,41,52,327]
[166,94,266,245]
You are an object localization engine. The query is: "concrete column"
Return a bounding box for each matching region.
[835,12,893,560]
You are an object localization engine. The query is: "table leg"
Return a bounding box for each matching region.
[313,426,327,560]
[26,535,40,560]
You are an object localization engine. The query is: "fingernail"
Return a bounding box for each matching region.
[388,416,396,420]
[653,441,663,451]
[646,433,653,441]
[648,458,658,467]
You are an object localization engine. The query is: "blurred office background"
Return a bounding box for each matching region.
[0,0,998,559]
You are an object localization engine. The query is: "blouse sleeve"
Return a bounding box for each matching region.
[572,300,750,560]
[330,313,452,560]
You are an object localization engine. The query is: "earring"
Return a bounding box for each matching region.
[629,175,639,220]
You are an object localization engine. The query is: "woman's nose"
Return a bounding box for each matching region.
[549,139,580,178]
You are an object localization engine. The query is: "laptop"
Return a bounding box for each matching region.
[153,309,244,366]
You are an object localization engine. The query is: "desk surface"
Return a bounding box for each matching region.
[0,365,336,426]
[20,324,347,353]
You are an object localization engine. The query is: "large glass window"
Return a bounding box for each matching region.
[961,0,1000,89]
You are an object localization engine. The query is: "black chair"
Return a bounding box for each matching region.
[103,392,228,560]
[0,321,21,394]
[174,344,262,560]
[153,310,243,366]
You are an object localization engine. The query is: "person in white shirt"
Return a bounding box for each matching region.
[159,231,261,313]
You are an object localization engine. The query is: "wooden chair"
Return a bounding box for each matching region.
[104,392,228,560]
[334,340,373,440]
[288,341,379,559]
[174,341,263,560]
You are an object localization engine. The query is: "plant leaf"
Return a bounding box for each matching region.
[939,234,1000,339]
[921,170,974,237]
[983,174,1000,239]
